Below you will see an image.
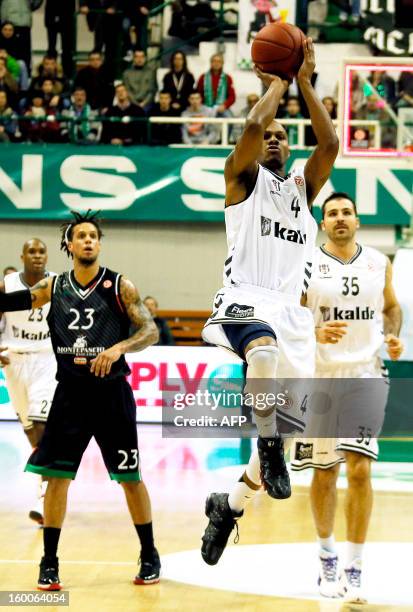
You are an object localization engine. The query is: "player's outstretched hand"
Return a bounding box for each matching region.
[253,65,290,90]
[384,334,404,361]
[90,345,123,377]
[315,321,348,344]
[0,346,10,367]
[297,37,315,83]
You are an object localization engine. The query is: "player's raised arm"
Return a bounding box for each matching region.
[382,258,403,360]
[298,38,339,205]
[0,276,53,312]
[226,70,289,179]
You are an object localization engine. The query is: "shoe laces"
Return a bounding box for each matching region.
[233,521,239,545]
[320,555,338,582]
[345,566,361,587]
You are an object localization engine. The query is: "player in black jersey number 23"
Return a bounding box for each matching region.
[0,210,161,590]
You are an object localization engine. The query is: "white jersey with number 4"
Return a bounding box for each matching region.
[2,271,53,353]
[223,164,317,300]
[308,244,387,370]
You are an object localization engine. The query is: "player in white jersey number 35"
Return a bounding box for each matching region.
[201,38,339,565]
[291,193,403,603]
[0,239,57,525]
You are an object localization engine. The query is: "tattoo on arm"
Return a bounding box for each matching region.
[30,279,50,308]
[118,277,159,352]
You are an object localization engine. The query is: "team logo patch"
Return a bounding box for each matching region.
[74,357,87,365]
[103,280,112,288]
[295,442,313,461]
[261,215,272,236]
[294,176,304,187]
[225,303,254,319]
[319,263,330,275]
[320,306,331,322]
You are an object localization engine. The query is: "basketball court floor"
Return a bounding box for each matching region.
[0,421,412,611]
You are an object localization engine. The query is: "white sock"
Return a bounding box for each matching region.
[318,535,336,554]
[245,449,260,484]
[345,541,364,566]
[228,480,258,514]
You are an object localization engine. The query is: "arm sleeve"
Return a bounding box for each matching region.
[0,289,32,312]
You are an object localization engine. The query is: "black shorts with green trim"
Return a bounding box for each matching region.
[25,376,141,482]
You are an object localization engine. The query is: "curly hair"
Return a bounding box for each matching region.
[60,210,103,258]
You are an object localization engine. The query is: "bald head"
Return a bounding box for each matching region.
[21,238,48,278]
[22,238,47,254]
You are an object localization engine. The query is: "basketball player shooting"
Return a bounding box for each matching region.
[0,211,161,590]
[201,38,339,565]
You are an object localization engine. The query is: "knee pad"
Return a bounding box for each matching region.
[246,345,279,379]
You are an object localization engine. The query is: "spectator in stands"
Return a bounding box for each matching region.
[41,78,69,112]
[123,49,157,112]
[162,51,195,113]
[322,96,337,119]
[0,48,28,90]
[0,22,19,59]
[74,51,113,111]
[21,91,61,143]
[197,53,236,118]
[102,82,146,144]
[79,0,122,79]
[397,72,413,108]
[120,0,151,55]
[61,87,101,145]
[168,0,218,43]
[0,0,43,73]
[339,0,361,23]
[0,59,18,107]
[149,90,181,145]
[143,296,175,346]
[0,90,17,141]
[3,265,17,278]
[44,0,76,77]
[181,90,217,145]
[284,96,303,146]
[356,94,395,148]
[30,55,68,97]
[363,71,396,108]
[230,92,260,143]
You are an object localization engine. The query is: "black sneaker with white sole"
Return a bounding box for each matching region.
[134,548,161,585]
[37,556,62,591]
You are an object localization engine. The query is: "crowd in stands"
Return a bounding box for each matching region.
[0,1,409,146]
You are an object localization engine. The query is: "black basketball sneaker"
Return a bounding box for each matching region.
[37,556,62,591]
[134,548,161,585]
[201,493,242,566]
[257,435,291,499]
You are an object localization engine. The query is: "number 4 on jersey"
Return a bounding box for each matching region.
[291,197,300,219]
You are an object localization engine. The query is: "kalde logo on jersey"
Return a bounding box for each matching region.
[260,217,306,244]
[12,325,50,341]
[320,306,375,321]
[225,303,254,319]
[295,442,313,461]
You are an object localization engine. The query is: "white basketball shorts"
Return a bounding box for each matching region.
[290,361,389,469]
[3,351,57,429]
[202,284,316,434]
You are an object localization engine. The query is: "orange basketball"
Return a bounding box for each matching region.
[251,22,305,80]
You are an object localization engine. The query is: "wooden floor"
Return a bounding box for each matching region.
[0,422,412,612]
